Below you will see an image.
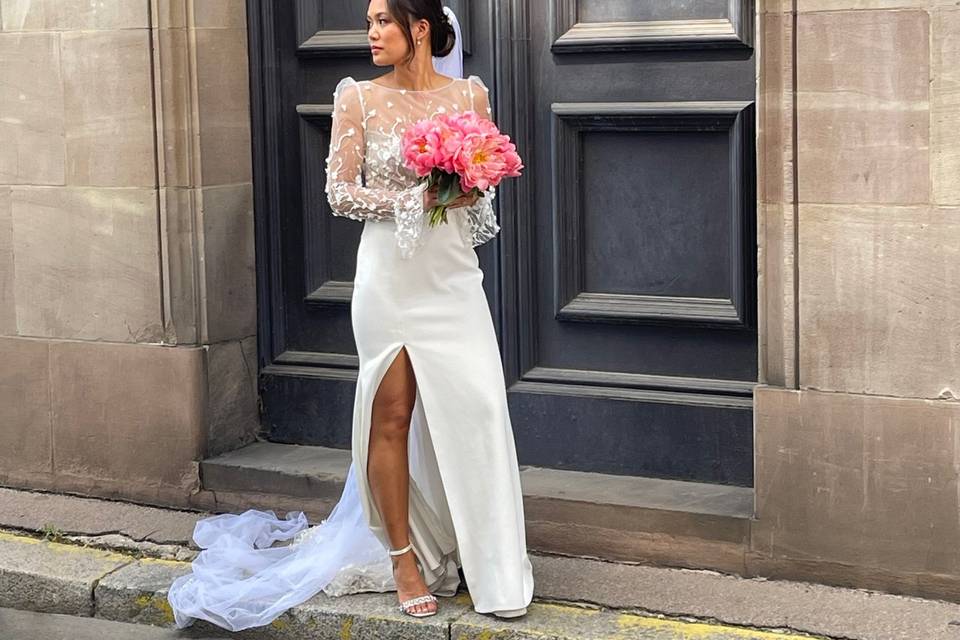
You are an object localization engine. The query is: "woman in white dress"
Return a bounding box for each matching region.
[330,0,534,620]
[166,0,533,630]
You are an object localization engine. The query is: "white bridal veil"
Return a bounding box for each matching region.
[432,5,464,79]
[166,6,466,632]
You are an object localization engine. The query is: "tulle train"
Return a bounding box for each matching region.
[167,462,394,632]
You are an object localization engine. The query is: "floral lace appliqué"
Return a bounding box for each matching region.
[456,186,500,249]
[324,75,501,258]
[395,180,430,259]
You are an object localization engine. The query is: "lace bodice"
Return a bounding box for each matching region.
[324,74,501,259]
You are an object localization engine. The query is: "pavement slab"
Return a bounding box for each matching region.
[95,558,193,627]
[0,487,202,546]
[0,530,131,616]
[533,555,960,640]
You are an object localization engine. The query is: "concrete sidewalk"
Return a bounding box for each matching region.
[2,486,959,639]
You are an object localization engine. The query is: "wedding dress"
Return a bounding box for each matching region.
[167,8,534,632]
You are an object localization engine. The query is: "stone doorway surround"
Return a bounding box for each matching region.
[753,0,960,601]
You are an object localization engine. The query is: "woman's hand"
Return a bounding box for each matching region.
[423,184,480,210]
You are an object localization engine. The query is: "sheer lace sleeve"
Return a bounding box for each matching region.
[456,75,501,249]
[324,77,429,258]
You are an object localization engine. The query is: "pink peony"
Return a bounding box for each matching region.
[401,109,524,226]
[401,118,448,177]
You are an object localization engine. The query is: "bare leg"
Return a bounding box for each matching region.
[366,346,437,615]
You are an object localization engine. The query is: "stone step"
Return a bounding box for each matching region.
[201,441,754,574]
[201,440,351,502]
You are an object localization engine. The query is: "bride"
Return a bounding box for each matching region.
[167,0,534,632]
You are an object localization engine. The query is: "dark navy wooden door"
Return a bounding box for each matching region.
[249,0,757,486]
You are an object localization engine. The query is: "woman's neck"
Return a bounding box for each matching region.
[386,66,444,91]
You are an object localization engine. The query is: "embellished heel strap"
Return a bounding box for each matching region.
[388,542,413,556]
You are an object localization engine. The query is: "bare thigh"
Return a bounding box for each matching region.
[366,346,417,547]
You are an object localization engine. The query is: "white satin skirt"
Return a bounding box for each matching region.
[167,214,534,631]
[350,213,534,614]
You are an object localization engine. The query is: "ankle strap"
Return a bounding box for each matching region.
[388,542,413,556]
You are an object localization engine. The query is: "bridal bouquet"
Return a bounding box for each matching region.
[401,110,523,226]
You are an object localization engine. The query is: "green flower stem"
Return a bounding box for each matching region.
[428,205,448,226]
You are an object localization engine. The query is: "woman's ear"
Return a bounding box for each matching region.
[414,18,430,42]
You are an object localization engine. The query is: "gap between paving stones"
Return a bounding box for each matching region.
[0,530,828,640]
[2,525,198,562]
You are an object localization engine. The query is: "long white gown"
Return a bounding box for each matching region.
[166,62,534,633]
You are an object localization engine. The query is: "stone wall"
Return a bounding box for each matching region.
[756,0,960,599]
[0,0,258,506]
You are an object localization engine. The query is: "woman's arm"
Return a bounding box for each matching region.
[324,79,428,223]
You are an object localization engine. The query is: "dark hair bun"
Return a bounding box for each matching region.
[431,11,455,57]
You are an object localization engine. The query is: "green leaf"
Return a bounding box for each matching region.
[438,173,461,205]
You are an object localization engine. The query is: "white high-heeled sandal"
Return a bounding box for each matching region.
[389,542,438,618]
